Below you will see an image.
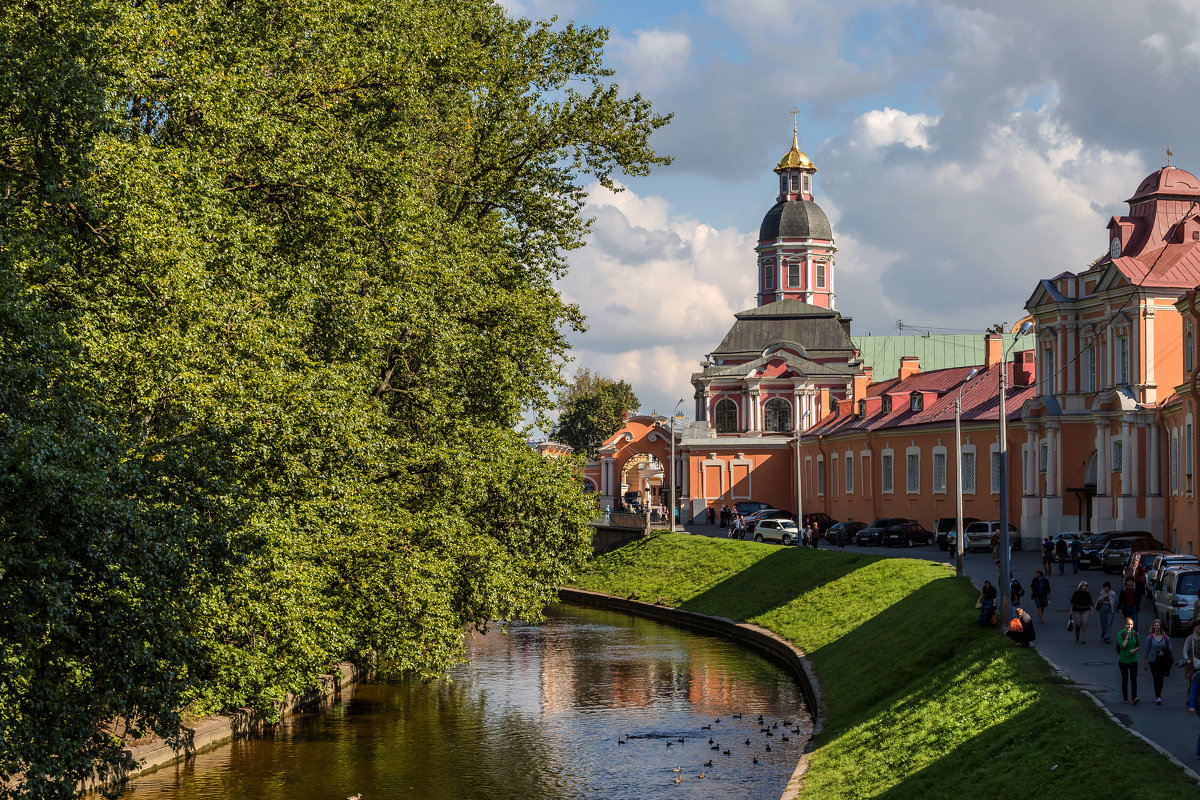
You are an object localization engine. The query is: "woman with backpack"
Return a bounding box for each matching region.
[1142,618,1173,705]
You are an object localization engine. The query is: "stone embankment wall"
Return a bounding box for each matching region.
[558,588,824,800]
[82,664,360,796]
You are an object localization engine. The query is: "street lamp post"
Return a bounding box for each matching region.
[999,321,1034,627]
[954,367,979,577]
[670,398,684,533]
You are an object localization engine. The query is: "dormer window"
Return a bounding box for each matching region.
[910,393,923,412]
[882,396,893,413]
[858,399,867,417]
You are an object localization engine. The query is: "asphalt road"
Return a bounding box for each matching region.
[678,521,1200,774]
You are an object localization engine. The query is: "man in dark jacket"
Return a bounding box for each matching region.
[1055,537,1069,576]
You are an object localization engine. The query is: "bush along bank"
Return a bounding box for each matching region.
[570,533,1197,800]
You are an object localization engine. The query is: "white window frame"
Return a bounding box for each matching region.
[1084,343,1096,392]
[787,259,801,287]
[1117,336,1129,384]
[817,456,825,496]
[906,446,921,494]
[961,445,977,495]
[816,260,826,288]
[1172,428,1180,494]
[1187,324,1195,374]
[990,444,1002,495]
[1188,417,1195,493]
[845,450,855,494]
[932,446,947,494]
[1112,438,1123,474]
[881,449,894,494]
[801,173,811,194]
[790,173,800,193]
[861,449,873,498]
[762,260,774,291]
[1040,441,1048,474]
[1042,346,1055,395]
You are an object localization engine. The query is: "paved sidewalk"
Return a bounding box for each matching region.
[677,523,1200,772]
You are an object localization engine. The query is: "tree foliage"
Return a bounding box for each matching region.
[551,368,640,457]
[0,1,669,796]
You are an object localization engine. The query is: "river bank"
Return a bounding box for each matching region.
[569,533,1197,799]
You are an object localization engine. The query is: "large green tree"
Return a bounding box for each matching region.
[552,368,640,456]
[0,1,669,796]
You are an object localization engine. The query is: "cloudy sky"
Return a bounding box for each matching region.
[509,0,1194,421]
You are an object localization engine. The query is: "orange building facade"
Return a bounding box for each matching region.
[582,142,1200,552]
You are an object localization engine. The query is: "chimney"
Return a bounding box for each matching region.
[1015,349,1036,387]
[984,334,1002,370]
[852,370,872,403]
[898,356,920,382]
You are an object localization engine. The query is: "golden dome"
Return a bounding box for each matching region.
[775,127,816,172]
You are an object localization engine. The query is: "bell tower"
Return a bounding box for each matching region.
[755,118,837,308]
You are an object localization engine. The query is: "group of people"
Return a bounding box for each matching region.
[979,568,1200,726]
[1039,535,1086,575]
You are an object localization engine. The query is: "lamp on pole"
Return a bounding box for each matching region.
[669,398,685,533]
[954,367,979,577]
[999,321,1034,627]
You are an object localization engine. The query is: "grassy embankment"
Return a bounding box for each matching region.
[570,533,1196,799]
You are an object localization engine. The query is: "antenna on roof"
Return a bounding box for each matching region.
[1166,146,1174,167]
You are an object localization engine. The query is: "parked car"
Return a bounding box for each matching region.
[856,518,909,546]
[883,521,935,547]
[934,517,979,551]
[964,521,1021,552]
[800,512,834,536]
[1099,533,1164,574]
[735,500,772,516]
[1048,531,1090,561]
[1153,568,1200,635]
[1079,532,1124,570]
[826,520,868,544]
[1147,554,1200,591]
[744,508,792,534]
[751,518,799,545]
[1123,549,1171,583]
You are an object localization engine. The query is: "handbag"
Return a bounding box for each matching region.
[975,596,983,610]
[1066,616,1075,632]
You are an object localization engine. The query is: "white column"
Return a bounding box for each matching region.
[806,253,814,304]
[1096,425,1108,495]
[1065,324,1076,394]
[1122,421,1133,495]
[1145,305,1157,401]
[1046,425,1057,497]
[1130,422,1141,496]
[792,389,802,432]
[1057,326,1067,396]
[1149,424,1160,495]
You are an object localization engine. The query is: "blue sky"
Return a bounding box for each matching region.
[507,0,1198,420]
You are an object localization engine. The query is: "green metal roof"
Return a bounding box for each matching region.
[852,333,1035,381]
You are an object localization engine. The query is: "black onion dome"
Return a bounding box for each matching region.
[758,200,832,242]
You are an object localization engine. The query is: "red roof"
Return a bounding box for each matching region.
[809,362,1035,436]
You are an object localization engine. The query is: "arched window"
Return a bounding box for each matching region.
[714,398,738,433]
[763,397,792,432]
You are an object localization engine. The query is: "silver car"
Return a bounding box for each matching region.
[1153,568,1200,635]
[753,518,799,545]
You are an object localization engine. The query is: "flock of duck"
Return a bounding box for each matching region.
[615,713,803,784]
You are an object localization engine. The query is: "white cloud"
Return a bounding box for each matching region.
[849,108,938,154]
[610,29,693,88]
[557,182,756,417]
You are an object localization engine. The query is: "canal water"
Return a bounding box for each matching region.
[118,603,811,800]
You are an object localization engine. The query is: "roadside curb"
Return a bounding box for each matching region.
[558,587,824,800]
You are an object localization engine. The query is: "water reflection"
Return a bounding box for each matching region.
[118,603,810,800]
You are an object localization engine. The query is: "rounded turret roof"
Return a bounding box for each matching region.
[1128,165,1200,202]
[759,199,832,241]
[775,127,816,172]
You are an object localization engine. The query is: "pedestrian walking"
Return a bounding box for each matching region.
[1070,538,1083,574]
[1117,617,1141,704]
[977,580,998,626]
[808,523,819,549]
[1068,581,1094,644]
[1181,621,1200,712]
[1055,537,1069,576]
[1040,537,1053,574]
[707,505,716,526]
[1095,581,1117,644]
[1030,570,1051,623]
[836,525,846,551]
[1142,618,1173,705]
[1009,573,1025,611]
[1119,577,1142,631]
[991,530,1001,568]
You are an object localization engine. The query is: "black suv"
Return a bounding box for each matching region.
[883,522,935,547]
[857,517,909,546]
[801,512,834,535]
[934,517,979,551]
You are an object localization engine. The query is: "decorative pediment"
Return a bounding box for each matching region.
[1024,279,1062,311]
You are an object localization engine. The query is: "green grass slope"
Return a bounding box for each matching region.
[571,534,1196,799]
